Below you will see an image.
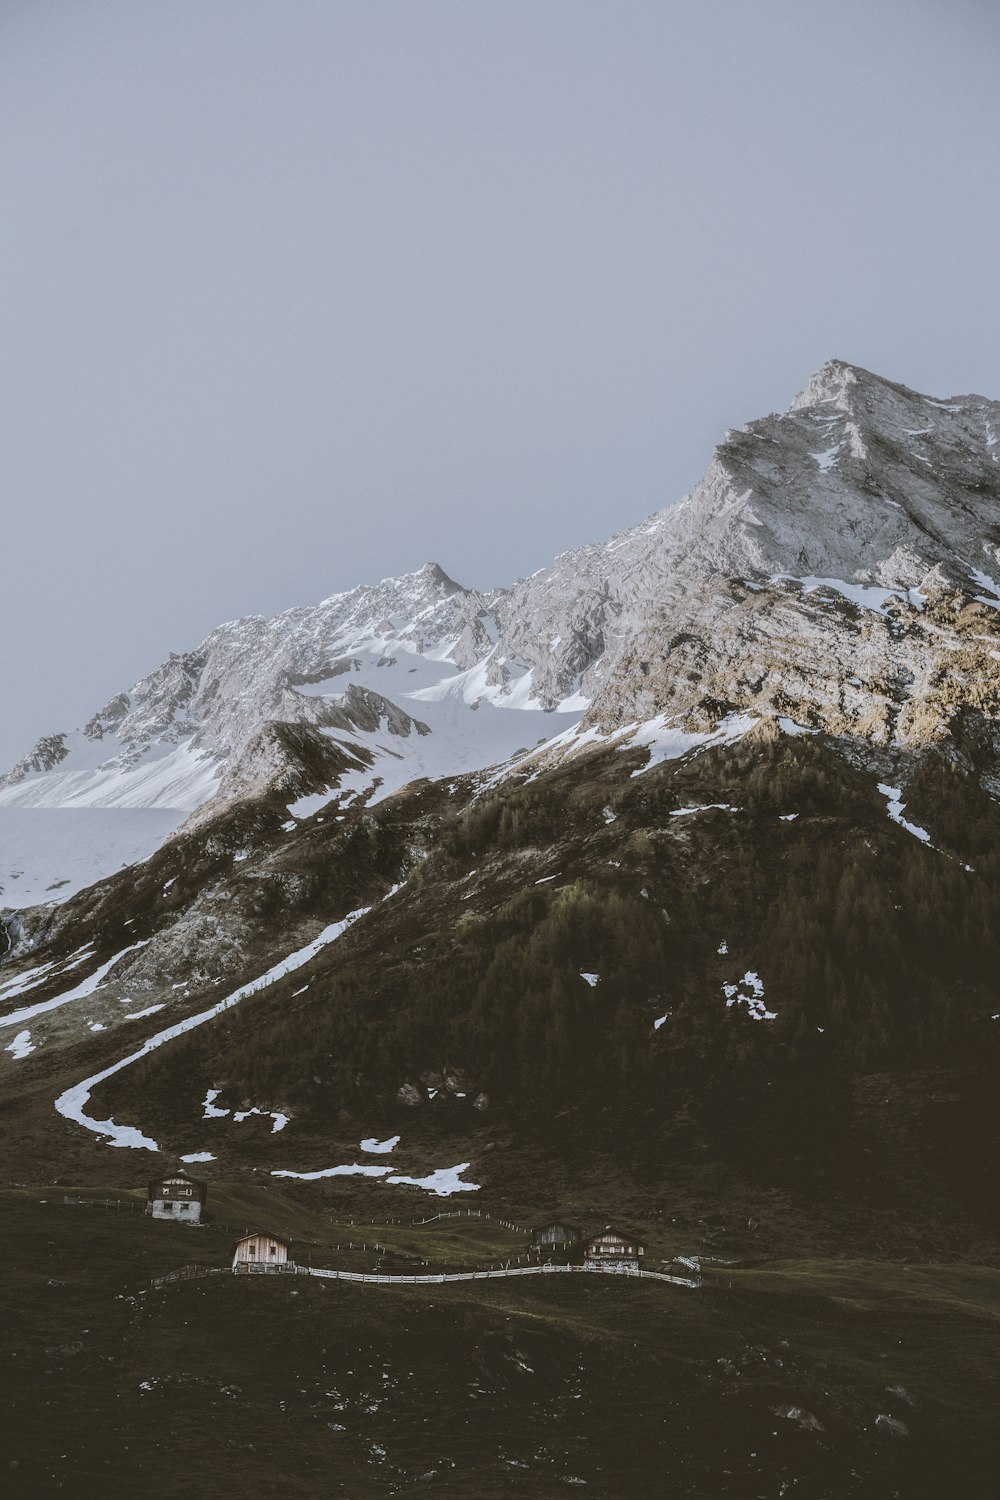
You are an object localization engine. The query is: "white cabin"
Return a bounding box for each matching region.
[232,1230,290,1272]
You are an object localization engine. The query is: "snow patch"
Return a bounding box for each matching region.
[877,784,931,844]
[385,1163,480,1197]
[0,946,94,1003]
[669,803,738,817]
[628,712,758,778]
[272,1163,393,1181]
[723,971,776,1022]
[287,788,338,819]
[232,1106,290,1133]
[361,1135,401,1154]
[773,574,903,616]
[809,443,841,472]
[967,564,1000,611]
[0,942,149,1032]
[5,1029,35,1059]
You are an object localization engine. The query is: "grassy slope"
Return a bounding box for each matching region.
[3,1191,1000,1499]
[63,734,1000,1264]
[5,734,1000,1495]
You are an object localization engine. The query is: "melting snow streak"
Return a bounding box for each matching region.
[272,1160,480,1196]
[53,905,374,1151]
[877,784,931,844]
[0,942,149,1030]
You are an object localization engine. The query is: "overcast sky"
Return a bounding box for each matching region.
[2,0,999,765]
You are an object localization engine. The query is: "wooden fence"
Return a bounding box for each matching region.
[62,1195,143,1212]
[150,1261,700,1290]
[57,1196,529,1242]
[326,1208,529,1233]
[150,1264,228,1288]
[299,1263,700,1288]
[56,1196,701,1290]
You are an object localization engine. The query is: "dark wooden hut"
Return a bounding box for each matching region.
[147,1168,208,1223]
[583,1225,645,1271]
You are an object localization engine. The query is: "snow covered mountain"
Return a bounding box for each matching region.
[585,359,1000,746]
[0,562,588,904]
[3,359,999,906]
[7,363,1000,1500]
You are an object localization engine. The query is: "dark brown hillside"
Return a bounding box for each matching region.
[6,730,985,1262]
[4,724,1000,1500]
[3,1185,1000,1499]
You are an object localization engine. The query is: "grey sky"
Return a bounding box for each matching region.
[2,0,999,766]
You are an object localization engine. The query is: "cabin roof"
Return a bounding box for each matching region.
[231,1228,290,1251]
[147,1167,207,1196]
[585,1223,645,1245]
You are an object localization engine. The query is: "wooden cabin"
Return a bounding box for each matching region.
[232,1230,290,1273]
[532,1222,581,1248]
[583,1225,645,1272]
[147,1168,207,1224]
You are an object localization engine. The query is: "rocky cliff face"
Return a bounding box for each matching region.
[3,359,999,905]
[584,361,1000,766]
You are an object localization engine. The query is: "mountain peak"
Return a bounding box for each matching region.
[6,360,1000,910]
[414,561,464,593]
[788,358,867,414]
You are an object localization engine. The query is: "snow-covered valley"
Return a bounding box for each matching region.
[0,806,191,909]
